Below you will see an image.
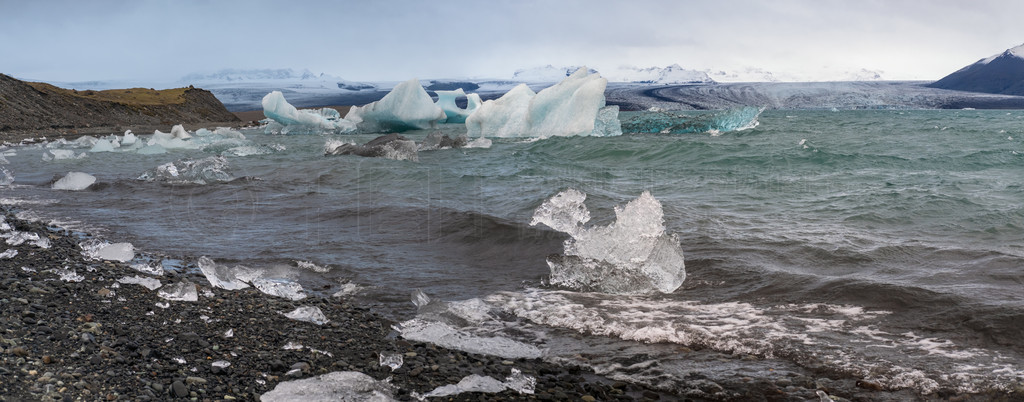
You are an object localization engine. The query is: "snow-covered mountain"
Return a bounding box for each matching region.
[511,65,599,83]
[928,43,1024,96]
[605,64,714,84]
[705,67,885,83]
[180,68,377,91]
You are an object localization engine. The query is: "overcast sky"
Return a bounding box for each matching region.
[2,0,1023,84]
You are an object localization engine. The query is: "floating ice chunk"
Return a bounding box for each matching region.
[262,91,356,134]
[434,89,481,124]
[346,78,447,133]
[530,189,686,294]
[138,156,232,185]
[283,306,329,325]
[466,67,621,138]
[398,319,542,359]
[170,124,192,139]
[52,171,96,191]
[379,352,403,371]
[136,144,167,155]
[0,249,16,258]
[118,275,162,290]
[261,371,396,402]
[464,137,492,149]
[44,149,87,160]
[158,280,199,302]
[332,283,361,297]
[121,131,137,145]
[418,368,535,398]
[252,278,306,300]
[197,256,255,290]
[89,139,116,153]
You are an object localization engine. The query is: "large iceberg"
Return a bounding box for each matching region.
[466,67,621,138]
[262,91,356,134]
[530,189,686,294]
[345,78,446,132]
[434,88,482,124]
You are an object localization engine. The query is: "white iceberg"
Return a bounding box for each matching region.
[345,78,446,132]
[121,130,137,145]
[52,172,96,191]
[262,91,356,134]
[88,139,116,153]
[261,371,396,402]
[466,67,621,138]
[283,306,329,325]
[44,149,87,160]
[530,189,686,294]
[434,88,482,124]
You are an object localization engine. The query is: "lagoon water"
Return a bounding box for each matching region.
[3,109,1023,396]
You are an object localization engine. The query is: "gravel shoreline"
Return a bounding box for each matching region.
[0,208,697,401]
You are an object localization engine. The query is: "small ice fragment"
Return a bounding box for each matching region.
[158,280,198,302]
[31,236,50,249]
[252,278,306,300]
[411,289,431,308]
[155,302,170,309]
[0,167,13,186]
[261,371,396,402]
[202,289,214,298]
[283,306,329,325]
[224,329,233,338]
[130,262,164,276]
[173,357,187,364]
[6,231,40,246]
[283,341,303,350]
[117,275,162,290]
[379,352,403,371]
[52,172,96,191]
[212,360,231,369]
[80,240,135,262]
[331,283,361,297]
[197,256,253,290]
[51,267,84,282]
[284,368,302,377]
[504,368,536,394]
[419,368,535,398]
[21,266,33,272]
[0,249,17,258]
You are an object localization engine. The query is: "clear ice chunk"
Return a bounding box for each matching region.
[52,172,96,191]
[80,240,135,262]
[398,319,542,360]
[0,249,16,258]
[418,368,535,398]
[378,352,403,371]
[137,156,232,185]
[51,267,84,282]
[117,275,162,290]
[130,262,164,276]
[252,278,306,300]
[158,280,199,302]
[530,189,686,294]
[283,306,329,325]
[261,371,396,402]
[197,256,254,290]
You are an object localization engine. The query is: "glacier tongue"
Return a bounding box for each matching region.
[531,189,686,294]
[466,67,621,138]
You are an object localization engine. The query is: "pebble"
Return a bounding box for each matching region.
[185,376,207,385]
[12,346,29,357]
[170,380,188,398]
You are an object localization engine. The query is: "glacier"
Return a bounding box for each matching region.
[262,91,356,134]
[530,189,686,294]
[345,78,447,132]
[466,67,621,138]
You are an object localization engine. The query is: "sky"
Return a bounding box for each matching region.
[2,0,1024,84]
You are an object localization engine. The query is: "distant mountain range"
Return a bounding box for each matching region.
[928,43,1024,96]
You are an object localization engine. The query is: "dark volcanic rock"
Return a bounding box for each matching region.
[928,43,1024,96]
[0,73,239,135]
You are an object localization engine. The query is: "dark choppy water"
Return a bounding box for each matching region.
[3,109,1024,396]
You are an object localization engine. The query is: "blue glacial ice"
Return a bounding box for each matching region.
[621,106,763,134]
[345,78,447,132]
[434,88,482,124]
[530,189,686,294]
[466,67,621,138]
[262,91,357,134]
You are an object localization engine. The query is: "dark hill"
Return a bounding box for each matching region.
[928,44,1024,96]
[0,73,239,137]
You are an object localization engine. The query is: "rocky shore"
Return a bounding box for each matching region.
[0,208,702,401]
